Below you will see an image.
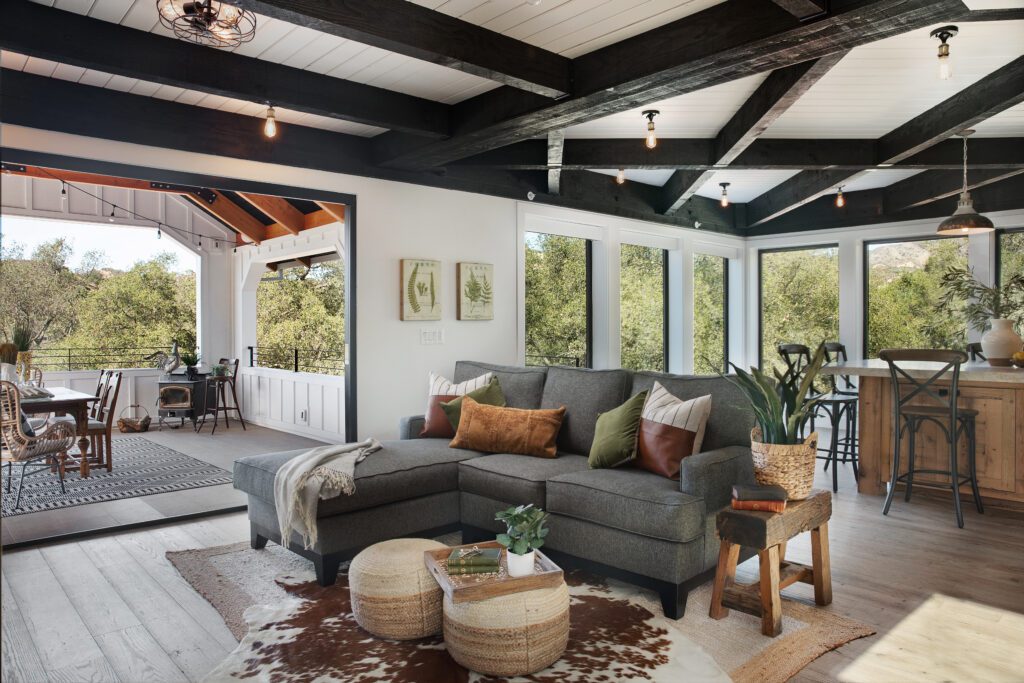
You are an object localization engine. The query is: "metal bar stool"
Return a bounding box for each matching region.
[823,342,858,471]
[778,344,859,493]
[210,358,246,434]
[878,349,984,528]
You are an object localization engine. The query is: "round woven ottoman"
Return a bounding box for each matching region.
[349,538,447,640]
[443,582,570,676]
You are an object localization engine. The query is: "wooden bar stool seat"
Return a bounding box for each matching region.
[210,358,246,434]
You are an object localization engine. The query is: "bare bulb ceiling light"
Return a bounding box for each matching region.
[642,110,659,149]
[930,25,957,81]
[525,0,542,5]
[835,186,845,208]
[719,182,730,208]
[157,0,257,48]
[264,105,277,139]
[616,169,626,185]
[936,130,994,236]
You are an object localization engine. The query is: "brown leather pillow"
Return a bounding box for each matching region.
[421,371,493,438]
[636,382,712,479]
[450,397,566,458]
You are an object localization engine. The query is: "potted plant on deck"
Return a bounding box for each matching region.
[495,504,549,577]
[180,351,201,381]
[723,344,826,500]
[12,323,34,384]
[938,268,1024,367]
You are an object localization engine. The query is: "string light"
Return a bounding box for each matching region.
[264,104,277,138]
[109,206,116,222]
[615,169,626,185]
[642,110,659,149]
[719,182,730,208]
[835,186,845,208]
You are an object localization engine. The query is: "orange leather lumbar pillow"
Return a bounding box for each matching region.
[450,397,566,458]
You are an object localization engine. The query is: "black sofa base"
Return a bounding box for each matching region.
[461,523,713,620]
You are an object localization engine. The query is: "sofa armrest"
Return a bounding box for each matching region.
[398,415,425,440]
[679,446,755,513]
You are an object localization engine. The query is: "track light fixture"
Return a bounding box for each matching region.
[835,186,845,208]
[616,169,626,185]
[264,104,277,139]
[930,25,958,80]
[719,182,730,208]
[642,110,659,149]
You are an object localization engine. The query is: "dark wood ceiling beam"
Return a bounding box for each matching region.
[769,0,829,20]
[661,52,847,214]
[883,169,1024,212]
[745,55,1024,227]
[237,192,304,235]
[376,0,963,169]
[547,131,565,195]
[0,0,449,137]
[235,0,571,98]
[957,9,1024,21]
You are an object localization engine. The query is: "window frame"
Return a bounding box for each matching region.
[995,227,1024,286]
[757,243,840,369]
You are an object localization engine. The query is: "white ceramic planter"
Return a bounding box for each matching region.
[981,318,1023,367]
[505,549,536,577]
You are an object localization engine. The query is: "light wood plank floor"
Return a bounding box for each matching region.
[2,465,1023,682]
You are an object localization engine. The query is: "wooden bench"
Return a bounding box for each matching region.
[709,489,832,637]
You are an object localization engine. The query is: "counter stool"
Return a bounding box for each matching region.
[878,349,984,528]
[210,358,246,434]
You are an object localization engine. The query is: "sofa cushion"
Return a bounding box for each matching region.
[233,439,484,517]
[630,372,754,451]
[454,361,547,409]
[458,453,588,508]
[450,398,566,458]
[546,468,706,543]
[540,367,631,455]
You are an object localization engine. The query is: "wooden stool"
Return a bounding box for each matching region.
[709,489,832,637]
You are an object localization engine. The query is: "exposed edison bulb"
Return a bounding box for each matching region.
[938,48,952,80]
[719,182,730,208]
[645,121,657,149]
[616,168,626,185]
[264,105,277,138]
[835,186,845,208]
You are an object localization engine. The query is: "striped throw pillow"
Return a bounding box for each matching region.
[636,381,712,479]
[421,371,493,438]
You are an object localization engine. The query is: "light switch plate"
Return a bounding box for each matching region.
[420,328,445,345]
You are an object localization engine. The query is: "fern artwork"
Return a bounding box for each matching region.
[400,259,441,321]
[457,262,494,320]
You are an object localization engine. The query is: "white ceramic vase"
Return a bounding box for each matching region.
[981,318,1023,367]
[505,549,536,577]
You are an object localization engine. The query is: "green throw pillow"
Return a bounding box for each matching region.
[441,377,506,430]
[588,390,647,469]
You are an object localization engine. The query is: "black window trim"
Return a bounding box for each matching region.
[995,227,1024,286]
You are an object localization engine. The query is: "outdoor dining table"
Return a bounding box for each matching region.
[19,387,99,477]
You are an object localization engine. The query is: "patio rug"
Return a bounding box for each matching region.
[1,435,233,517]
[168,537,875,683]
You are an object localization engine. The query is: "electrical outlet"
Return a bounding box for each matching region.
[300,409,308,422]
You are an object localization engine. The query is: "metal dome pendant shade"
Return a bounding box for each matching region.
[936,130,994,236]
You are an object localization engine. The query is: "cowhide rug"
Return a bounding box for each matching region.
[169,542,875,683]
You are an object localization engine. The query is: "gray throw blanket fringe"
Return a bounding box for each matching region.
[273,438,383,550]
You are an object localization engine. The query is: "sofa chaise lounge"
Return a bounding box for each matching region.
[233,360,756,618]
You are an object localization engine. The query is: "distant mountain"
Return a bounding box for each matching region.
[868,242,929,282]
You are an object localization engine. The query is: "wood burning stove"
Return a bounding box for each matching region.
[157,376,216,430]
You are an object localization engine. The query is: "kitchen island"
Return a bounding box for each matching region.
[822,360,1024,510]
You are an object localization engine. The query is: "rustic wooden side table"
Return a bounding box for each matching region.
[709,489,832,637]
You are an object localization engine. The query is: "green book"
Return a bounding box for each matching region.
[446,548,502,567]
[447,565,501,575]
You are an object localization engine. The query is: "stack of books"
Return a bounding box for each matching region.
[731,484,788,513]
[446,547,502,575]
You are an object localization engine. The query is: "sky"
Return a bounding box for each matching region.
[0,215,197,273]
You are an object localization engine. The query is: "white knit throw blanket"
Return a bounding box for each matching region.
[273,438,383,550]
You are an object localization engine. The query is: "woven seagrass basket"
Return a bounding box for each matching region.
[750,427,817,500]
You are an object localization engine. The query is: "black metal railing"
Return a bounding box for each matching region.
[20,347,189,371]
[525,354,582,367]
[247,346,345,376]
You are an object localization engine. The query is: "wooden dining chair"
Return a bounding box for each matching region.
[1,381,77,509]
[52,371,122,471]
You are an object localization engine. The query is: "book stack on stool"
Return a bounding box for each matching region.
[446,546,501,575]
[731,483,788,513]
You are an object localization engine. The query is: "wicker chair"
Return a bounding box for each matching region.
[1,381,77,509]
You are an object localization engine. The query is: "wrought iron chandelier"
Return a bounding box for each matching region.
[935,130,994,236]
[156,0,256,49]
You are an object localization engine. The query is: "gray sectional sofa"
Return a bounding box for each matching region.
[233,360,756,618]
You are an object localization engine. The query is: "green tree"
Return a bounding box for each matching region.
[694,254,726,374]
[1001,231,1024,286]
[524,233,588,366]
[619,243,665,372]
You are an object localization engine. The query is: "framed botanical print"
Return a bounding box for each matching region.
[401,259,441,321]
[457,262,494,320]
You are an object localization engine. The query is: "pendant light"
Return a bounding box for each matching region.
[264,105,277,139]
[835,186,845,208]
[930,26,958,81]
[719,182,730,208]
[936,130,994,235]
[615,168,626,185]
[642,110,659,149]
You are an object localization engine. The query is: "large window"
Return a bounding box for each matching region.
[619,244,666,372]
[865,237,968,358]
[760,246,839,373]
[524,232,591,367]
[256,258,345,375]
[999,230,1024,285]
[694,254,728,374]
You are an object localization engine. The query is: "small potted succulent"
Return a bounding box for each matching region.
[180,351,201,381]
[495,504,549,577]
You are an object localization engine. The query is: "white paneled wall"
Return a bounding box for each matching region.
[237,367,346,443]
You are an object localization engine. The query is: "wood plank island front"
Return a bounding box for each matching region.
[822,360,1024,510]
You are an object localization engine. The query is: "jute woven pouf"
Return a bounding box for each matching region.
[349,538,447,640]
[443,582,571,676]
